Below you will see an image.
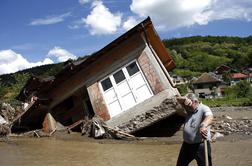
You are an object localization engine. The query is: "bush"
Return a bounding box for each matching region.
[225,80,252,98]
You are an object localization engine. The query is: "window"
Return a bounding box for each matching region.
[126,62,139,76]
[101,77,112,91]
[113,70,125,84]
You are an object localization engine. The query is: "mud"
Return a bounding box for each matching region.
[0,107,252,166]
[0,132,251,166]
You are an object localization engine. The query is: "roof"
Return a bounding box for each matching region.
[16,76,55,101]
[50,17,175,86]
[192,73,221,84]
[232,73,249,79]
[215,65,231,74]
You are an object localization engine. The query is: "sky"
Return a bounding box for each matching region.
[0,0,252,75]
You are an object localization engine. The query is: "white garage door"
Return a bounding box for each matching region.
[100,61,153,117]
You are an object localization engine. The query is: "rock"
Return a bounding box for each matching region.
[224,115,232,120]
[214,132,224,138]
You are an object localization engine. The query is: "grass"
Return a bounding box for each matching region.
[202,97,252,107]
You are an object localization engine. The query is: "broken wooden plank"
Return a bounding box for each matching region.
[66,119,85,131]
[10,100,36,127]
[102,125,135,138]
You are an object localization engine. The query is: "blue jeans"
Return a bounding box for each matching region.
[176,141,212,166]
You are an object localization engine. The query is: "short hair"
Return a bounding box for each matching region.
[185,93,199,102]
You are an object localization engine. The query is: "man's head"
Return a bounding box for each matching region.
[184,93,200,112]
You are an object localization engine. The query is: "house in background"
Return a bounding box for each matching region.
[214,65,232,75]
[192,73,225,98]
[231,73,252,85]
[172,74,188,85]
[12,17,180,134]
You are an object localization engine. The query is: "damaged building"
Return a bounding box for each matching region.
[12,17,184,137]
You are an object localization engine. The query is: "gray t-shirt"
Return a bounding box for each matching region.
[183,103,213,144]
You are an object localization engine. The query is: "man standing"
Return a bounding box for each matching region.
[176,93,213,166]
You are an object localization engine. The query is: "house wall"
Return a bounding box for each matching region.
[87,38,177,121]
[49,90,86,126]
[87,82,110,120]
[194,87,222,97]
[48,34,145,109]
[48,32,177,122]
[140,46,176,94]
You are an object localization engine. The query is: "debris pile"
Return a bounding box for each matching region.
[116,98,183,134]
[212,119,252,136]
[0,102,23,123]
[81,117,135,139]
[212,115,252,136]
[0,124,10,137]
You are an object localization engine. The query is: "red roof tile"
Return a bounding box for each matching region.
[232,73,248,79]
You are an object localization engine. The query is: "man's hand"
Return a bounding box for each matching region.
[176,97,193,110]
[200,125,208,139]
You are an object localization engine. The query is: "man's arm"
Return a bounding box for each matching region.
[200,115,213,138]
[201,115,213,127]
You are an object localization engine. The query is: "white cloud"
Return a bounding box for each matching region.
[202,0,252,22]
[0,50,53,75]
[130,0,252,30]
[83,1,122,35]
[30,12,71,26]
[47,47,77,62]
[79,0,91,5]
[123,17,138,31]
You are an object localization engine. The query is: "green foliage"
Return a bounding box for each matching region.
[202,97,252,107]
[176,84,188,96]
[233,81,252,98]
[222,71,232,84]
[225,80,252,98]
[173,69,201,78]
[12,73,30,92]
[0,56,87,103]
[164,36,252,71]
[0,81,8,100]
[206,80,252,107]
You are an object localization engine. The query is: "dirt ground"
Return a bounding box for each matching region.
[0,109,251,166]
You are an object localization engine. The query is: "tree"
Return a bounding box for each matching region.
[234,80,252,98]
[0,82,8,100]
[222,71,232,85]
[10,73,31,99]
[225,80,252,98]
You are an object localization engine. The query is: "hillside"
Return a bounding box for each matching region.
[0,61,68,103]
[164,36,252,77]
[0,36,252,103]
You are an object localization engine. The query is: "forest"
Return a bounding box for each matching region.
[164,36,252,77]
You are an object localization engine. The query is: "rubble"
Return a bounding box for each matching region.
[0,102,23,123]
[116,98,184,134]
[0,124,10,137]
[212,119,252,135]
[212,115,252,136]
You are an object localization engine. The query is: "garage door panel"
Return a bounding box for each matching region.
[104,88,117,103]
[121,93,136,109]
[117,81,131,96]
[135,85,152,102]
[108,100,122,117]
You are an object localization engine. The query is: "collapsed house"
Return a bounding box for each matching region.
[11,17,184,136]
